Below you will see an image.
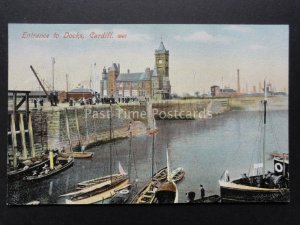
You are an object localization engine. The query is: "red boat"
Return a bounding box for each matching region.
[271,153,288,159]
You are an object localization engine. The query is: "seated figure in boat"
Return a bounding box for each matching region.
[241,173,251,185]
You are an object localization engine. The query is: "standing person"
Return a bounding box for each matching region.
[54,91,58,106]
[33,98,37,108]
[127,120,132,136]
[200,185,205,199]
[39,98,44,107]
[49,92,54,106]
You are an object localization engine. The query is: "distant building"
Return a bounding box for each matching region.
[210,85,221,97]
[115,67,159,98]
[100,40,171,99]
[210,85,238,97]
[68,86,93,100]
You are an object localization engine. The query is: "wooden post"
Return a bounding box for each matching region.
[26,92,29,120]
[41,111,44,152]
[75,109,81,146]
[13,93,17,118]
[65,109,72,151]
[49,150,54,170]
[19,113,28,159]
[91,106,96,141]
[28,113,35,157]
[10,114,18,169]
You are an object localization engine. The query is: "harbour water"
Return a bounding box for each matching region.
[7,109,288,204]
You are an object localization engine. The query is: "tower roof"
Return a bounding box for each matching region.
[155,41,168,54]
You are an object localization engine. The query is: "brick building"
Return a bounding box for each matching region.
[100,41,171,100]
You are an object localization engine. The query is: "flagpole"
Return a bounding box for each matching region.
[51,57,55,91]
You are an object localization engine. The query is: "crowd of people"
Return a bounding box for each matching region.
[32,91,146,108]
[69,96,140,106]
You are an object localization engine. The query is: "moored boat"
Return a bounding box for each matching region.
[8,154,53,181]
[186,192,221,203]
[271,152,288,159]
[23,156,74,181]
[25,200,40,205]
[59,103,129,204]
[170,167,185,182]
[219,80,289,202]
[59,151,94,159]
[62,176,130,204]
[109,188,131,204]
[130,167,167,204]
[153,149,178,204]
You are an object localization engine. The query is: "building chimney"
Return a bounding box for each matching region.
[237,69,241,94]
[259,82,262,93]
[117,63,120,73]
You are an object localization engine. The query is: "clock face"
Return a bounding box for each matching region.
[158,59,163,64]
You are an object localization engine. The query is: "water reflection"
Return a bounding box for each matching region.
[7,110,288,204]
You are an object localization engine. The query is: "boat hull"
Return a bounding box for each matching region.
[130,167,168,204]
[59,152,94,159]
[65,178,129,204]
[8,157,51,181]
[219,181,289,202]
[24,158,74,182]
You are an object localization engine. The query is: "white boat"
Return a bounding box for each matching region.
[170,167,185,182]
[60,103,129,204]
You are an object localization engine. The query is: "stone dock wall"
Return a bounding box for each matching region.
[7,97,241,158]
[18,104,146,156]
[152,98,230,119]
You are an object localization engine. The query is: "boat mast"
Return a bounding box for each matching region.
[151,117,155,178]
[128,128,132,180]
[262,80,267,178]
[109,101,112,183]
[166,147,171,181]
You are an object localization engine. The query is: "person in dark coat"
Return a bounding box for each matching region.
[49,92,54,106]
[54,91,58,106]
[200,185,205,199]
[33,98,37,108]
[39,98,44,107]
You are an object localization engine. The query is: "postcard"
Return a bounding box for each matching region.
[7,24,289,204]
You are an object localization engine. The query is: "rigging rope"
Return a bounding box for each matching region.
[268,108,283,151]
[247,103,264,176]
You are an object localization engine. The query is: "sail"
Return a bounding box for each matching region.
[118,161,127,175]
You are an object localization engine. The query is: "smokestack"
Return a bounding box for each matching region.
[237,69,240,94]
[259,82,262,93]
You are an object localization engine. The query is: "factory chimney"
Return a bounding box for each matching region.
[237,69,241,94]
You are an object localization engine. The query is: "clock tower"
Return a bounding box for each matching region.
[155,40,171,99]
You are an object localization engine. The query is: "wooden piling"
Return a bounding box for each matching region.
[10,114,18,169]
[13,93,17,118]
[19,113,28,159]
[75,108,81,146]
[65,109,72,151]
[28,113,35,157]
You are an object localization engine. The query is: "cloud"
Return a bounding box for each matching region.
[249,44,267,50]
[224,25,253,33]
[174,31,231,43]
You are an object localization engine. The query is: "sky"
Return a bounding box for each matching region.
[8,24,289,95]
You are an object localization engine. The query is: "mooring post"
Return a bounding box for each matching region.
[19,113,28,159]
[75,108,81,146]
[65,109,72,151]
[28,112,35,157]
[26,92,30,121]
[10,114,18,168]
[13,92,17,118]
